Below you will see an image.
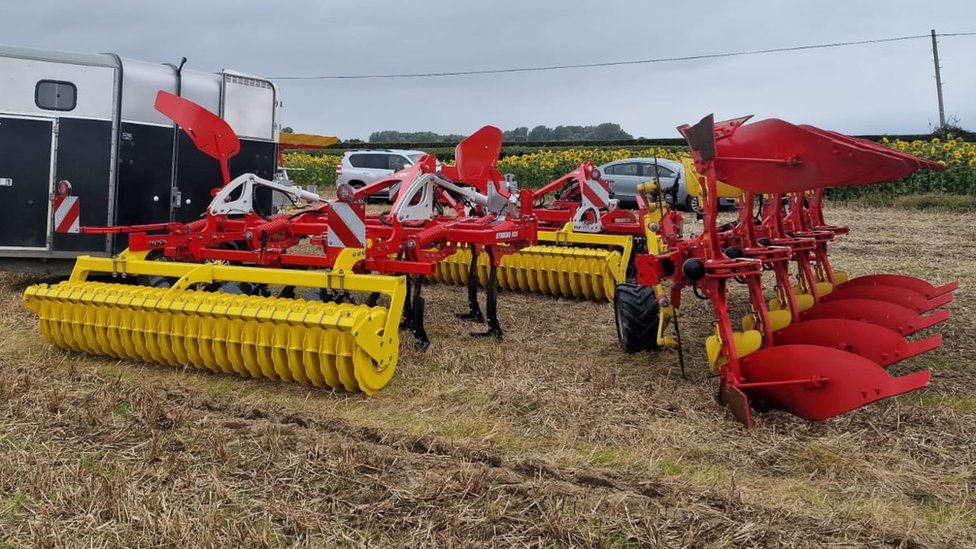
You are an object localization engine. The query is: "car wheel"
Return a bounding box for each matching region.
[614,283,660,353]
[685,195,701,213]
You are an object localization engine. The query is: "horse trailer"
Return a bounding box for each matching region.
[0,44,280,273]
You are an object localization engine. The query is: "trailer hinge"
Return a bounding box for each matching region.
[170,189,182,209]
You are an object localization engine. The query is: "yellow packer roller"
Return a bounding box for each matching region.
[23,254,405,395]
[432,229,633,301]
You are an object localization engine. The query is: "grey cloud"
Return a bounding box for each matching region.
[2,0,973,139]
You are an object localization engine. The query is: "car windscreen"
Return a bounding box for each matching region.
[407,153,424,163]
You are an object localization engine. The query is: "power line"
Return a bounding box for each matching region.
[268,31,976,81]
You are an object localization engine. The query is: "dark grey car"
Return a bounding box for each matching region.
[598,157,734,211]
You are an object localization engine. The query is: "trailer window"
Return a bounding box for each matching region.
[35,80,77,111]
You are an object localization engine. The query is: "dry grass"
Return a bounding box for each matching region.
[0,204,974,547]
[893,194,976,212]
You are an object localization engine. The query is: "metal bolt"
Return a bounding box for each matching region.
[649,222,659,232]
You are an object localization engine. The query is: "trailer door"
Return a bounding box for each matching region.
[0,116,54,249]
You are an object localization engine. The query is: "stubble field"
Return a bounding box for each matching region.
[0,204,973,547]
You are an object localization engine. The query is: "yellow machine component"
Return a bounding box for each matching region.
[792,281,834,300]
[770,293,816,313]
[681,157,741,200]
[634,185,680,349]
[278,132,340,149]
[22,255,405,395]
[741,308,792,333]
[432,227,633,301]
[706,328,763,373]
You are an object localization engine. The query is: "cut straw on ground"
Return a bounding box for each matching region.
[0,204,973,547]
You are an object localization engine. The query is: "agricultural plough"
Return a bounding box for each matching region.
[616,115,955,425]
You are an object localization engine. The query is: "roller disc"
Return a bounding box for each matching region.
[433,245,625,302]
[22,281,400,395]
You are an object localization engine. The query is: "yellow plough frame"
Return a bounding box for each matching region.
[23,253,406,395]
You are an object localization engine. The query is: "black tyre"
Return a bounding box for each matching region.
[685,195,701,213]
[614,283,660,353]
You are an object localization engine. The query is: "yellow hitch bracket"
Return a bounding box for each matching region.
[654,293,679,349]
[332,247,367,273]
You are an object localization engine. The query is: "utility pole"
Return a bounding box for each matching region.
[931,29,947,132]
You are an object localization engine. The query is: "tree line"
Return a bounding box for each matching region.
[369,123,632,143]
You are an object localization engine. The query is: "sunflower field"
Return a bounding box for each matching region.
[494,147,684,185]
[282,136,976,196]
[828,136,976,199]
[281,153,341,188]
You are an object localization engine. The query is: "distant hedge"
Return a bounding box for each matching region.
[283,136,976,196]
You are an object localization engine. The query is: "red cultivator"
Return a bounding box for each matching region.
[622,114,956,425]
[432,161,642,301]
[23,91,537,394]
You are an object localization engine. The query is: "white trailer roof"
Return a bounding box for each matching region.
[0,43,119,68]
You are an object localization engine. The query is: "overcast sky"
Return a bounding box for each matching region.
[3,1,975,140]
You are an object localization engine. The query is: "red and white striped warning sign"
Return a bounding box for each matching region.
[327,201,366,248]
[54,194,80,233]
[580,178,608,209]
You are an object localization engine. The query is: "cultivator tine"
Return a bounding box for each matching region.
[23,256,406,395]
[402,274,430,350]
[458,247,485,323]
[800,297,950,336]
[483,262,503,338]
[738,345,931,422]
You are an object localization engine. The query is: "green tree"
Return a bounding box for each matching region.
[527,125,553,140]
[504,126,529,141]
